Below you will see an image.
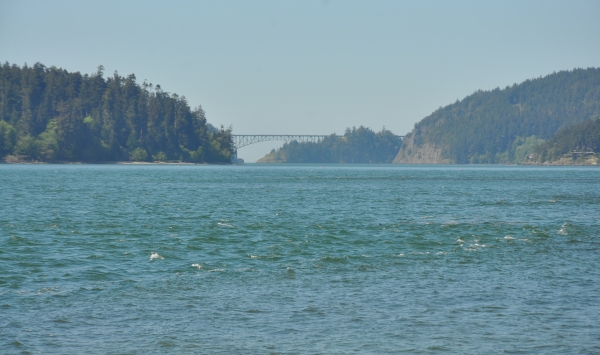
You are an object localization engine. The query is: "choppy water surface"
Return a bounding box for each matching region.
[1,164,599,354]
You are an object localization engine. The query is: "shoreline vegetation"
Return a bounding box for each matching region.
[0,153,235,165]
[257,126,402,164]
[2,63,598,166]
[7,158,586,166]
[0,62,233,164]
[4,150,597,167]
[393,68,600,166]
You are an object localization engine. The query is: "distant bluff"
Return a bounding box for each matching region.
[394,68,600,164]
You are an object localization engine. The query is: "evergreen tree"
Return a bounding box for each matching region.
[0,62,233,163]
[397,68,600,163]
[258,126,402,163]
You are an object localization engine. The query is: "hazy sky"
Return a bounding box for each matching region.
[1,0,599,161]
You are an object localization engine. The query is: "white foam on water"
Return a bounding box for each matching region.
[150,253,164,260]
[558,223,569,235]
[191,263,202,269]
[218,222,235,228]
[504,236,515,240]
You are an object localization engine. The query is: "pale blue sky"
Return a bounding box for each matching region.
[1,0,599,161]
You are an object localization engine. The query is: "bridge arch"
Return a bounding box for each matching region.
[231,135,338,150]
[230,134,404,162]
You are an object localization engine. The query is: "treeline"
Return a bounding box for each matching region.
[258,126,402,163]
[397,68,600,164]
[0,62,233,162]
[533,117,600,162]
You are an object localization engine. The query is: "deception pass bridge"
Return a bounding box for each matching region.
[230,134,404,162]
[232,134,404,150]
[232,135,339,150]
[230,135,339,162]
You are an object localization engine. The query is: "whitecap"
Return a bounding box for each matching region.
[504,236,514,240]
[191,263,202,269]
[558,223,569,235]
[150,253,164,260]
[217,222,235,228]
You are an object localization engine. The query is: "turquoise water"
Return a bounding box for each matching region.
[1,164,599,354]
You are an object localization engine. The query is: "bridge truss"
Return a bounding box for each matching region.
[231,135,338,150]
[230,134,404,162]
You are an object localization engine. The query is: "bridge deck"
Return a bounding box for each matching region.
[231,134,403,149]
[232,135,338,149]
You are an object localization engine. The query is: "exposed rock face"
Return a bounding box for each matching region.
[393,134,451,164]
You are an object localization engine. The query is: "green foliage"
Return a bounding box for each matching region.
[535,117,600,162]
[14,135,38,158]
[0,120,17,155]
[152,151,168,162]
[130,147,149,162]
[37,120,59,160]
[259,126,402,163]
[205,126,233,163]
[406,68,600,163]
[83,116,94,125]
[0,62,233,163]
[513,136,545,164]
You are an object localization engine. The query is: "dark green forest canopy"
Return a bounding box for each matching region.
[258,126,402,163]
[0,62,233,162]
[534,117,600,162]
[404,68,600,164]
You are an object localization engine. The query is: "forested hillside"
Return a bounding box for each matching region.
[394,68,600,164]
[533,117,600,164]
[257,126,402,163]
[0,62,233,162]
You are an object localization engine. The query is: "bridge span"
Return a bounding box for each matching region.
[230,134,404,162]
[232,134,404,150]
[231,134,340,150]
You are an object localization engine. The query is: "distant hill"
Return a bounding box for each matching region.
[394,68,600,164]
[0,62,233,163]
[257,126,402,163]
